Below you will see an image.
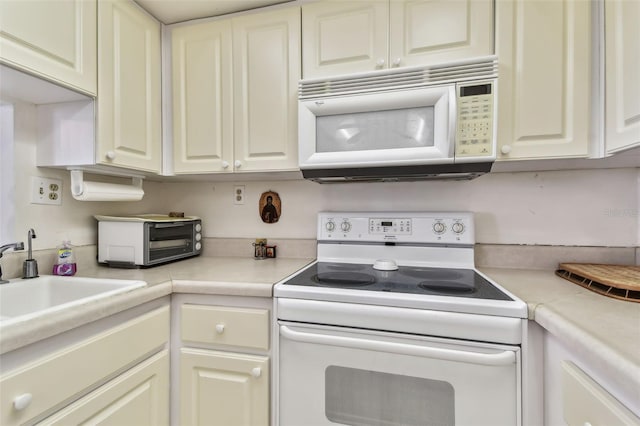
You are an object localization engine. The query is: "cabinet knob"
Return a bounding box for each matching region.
[13,393,32,411]
[501,145,512,155]
[234,160,242,168]
[392,58,401,67]
[215,324,225,334]
[251,367,262,378]
[106,151,116,160]
[222,161,230,169]
[376,58,385,68]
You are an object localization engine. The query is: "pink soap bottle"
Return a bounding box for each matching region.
[52,241,77,276]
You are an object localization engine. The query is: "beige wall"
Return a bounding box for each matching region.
[4,100,640,250]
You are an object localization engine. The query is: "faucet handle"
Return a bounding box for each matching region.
[16,242,24,250]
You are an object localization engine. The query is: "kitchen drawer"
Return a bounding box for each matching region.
[181,304,269,350]
[0,305,169,426]
[562,361,640,426]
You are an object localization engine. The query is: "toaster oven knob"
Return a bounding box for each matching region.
[195,223,202,232]
[215,324,225,334]
[325,221,336,232]
[195,233,202,241]
[433,221,446,234]
[195,242,202,251]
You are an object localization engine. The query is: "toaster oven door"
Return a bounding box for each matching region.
[145,221,198,264]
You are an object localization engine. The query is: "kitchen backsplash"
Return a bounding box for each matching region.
[4,99,640,252]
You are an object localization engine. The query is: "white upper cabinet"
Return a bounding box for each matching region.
[302,0,493,79]
[604,0,640,154]
[0,0,97,95]
[495,0,592,160]
[171,19,234,174]
[232,7,301,172]
[388,0,494,69]
[171,6,300,174]
[97,0,162,173]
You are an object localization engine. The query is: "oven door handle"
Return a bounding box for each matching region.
[280,325,515,366]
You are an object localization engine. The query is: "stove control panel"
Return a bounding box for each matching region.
[369,218,412,235]
[318,212,475,245]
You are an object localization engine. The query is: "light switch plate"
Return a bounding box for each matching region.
[31,176,62,205]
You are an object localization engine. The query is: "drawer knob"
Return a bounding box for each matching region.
[215,324,225,334]
[13,393,32,411]
[251,367,262,378]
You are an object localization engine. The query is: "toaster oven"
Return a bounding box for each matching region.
[95,215,202,267]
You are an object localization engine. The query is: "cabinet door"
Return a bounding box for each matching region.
[495,0,591,160]
[172,20,234,174]
[97,0,162,173]
[180,348,269,426]
[302,1,388,78]
[233,7,301,172]
[0,0,97,95]
[39,350,169,426]
[389,0,493,69]
[604,0,640,154]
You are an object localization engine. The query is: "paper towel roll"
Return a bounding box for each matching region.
[72,181,144,201]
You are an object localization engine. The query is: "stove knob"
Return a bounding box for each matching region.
[325,221,336,232]
[452,222,465,234]
[433,221,446,234]
[341,221,352,232]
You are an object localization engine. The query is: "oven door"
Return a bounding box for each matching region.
[277,322,521,426]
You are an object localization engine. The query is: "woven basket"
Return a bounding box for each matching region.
[555,263,640,303]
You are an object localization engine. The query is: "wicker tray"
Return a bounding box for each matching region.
[555,263,640,303]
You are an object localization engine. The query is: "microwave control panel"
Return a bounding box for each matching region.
[455,81,495,158]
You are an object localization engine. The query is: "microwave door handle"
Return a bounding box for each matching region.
[448,86,457,157]
[279,325,515,367]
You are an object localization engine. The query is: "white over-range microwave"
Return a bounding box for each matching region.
[298,56,498,182]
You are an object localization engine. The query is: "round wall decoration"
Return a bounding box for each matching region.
[259,191,281,223]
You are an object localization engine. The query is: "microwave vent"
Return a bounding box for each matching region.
[299,56,498,99]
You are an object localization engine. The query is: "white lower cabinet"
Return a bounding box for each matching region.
[40,350,169,426]
[180,348,269,426]
[562,360,640,426]
[0,304,169,426]
[175,299,271,426]
[544,331,640,425]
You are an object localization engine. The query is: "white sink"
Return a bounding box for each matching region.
[0,275,146,326]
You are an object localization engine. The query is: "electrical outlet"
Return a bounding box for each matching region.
[233,185,245,205]
[31,176,62,205]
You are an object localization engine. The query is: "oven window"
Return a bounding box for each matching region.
[316,107,435,153]
[325,366,454,426]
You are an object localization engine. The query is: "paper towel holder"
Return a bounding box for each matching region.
[70,169,144,201]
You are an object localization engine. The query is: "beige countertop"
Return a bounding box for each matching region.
[481,267,640,407]
[2,256,638,403]
[0,256,313,354]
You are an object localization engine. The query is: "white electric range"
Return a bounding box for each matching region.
[274,212,530,426]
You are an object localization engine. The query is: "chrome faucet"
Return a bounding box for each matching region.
[0,242,25,284]
[23,229,38,279]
